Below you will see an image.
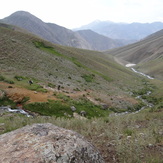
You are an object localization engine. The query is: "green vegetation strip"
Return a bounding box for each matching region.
[24,97,109,118]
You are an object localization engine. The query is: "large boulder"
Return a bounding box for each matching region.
[0,123,105,163]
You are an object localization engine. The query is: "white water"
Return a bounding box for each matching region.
[131,68,154,79]
[125,63,154,80]
[0,106,31,117]
[125,64,136,67]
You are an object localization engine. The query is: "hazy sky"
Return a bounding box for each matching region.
[1,0,163,28]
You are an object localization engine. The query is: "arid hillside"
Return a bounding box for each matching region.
[106,29,163,80]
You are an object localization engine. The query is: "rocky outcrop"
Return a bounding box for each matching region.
[0,123,105,163]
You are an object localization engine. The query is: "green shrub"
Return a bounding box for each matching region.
[123,128,134,136]
[81,74,95,82]
[4,79,14,84]
[0,75,5,81]
[14,75,27,81]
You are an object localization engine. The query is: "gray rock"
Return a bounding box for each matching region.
[71,106,77,112]
[80,110,87,116]
[0,123,105,163]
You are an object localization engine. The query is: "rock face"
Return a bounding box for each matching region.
[0,123,105,163]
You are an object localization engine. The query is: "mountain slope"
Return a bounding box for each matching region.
[76,30,124,51]
[0,23,149,109]
[76,20,163,41]
[106,29,163,80]
[1,11,92,50]
[1,11,125,51]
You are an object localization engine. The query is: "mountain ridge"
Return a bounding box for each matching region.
[75,20,163,41]
[1,11,126,51]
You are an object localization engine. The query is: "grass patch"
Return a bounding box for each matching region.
[81,74,95,82]
[24,100,71,117]
[14,75,47,93]
[0,95,16,108]
[24,96,110,118]
[70,98,109,118]
[14,75,28,81]
[0,75,14,84]
[28,83,47,93]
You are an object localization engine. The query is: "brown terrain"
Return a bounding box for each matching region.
[0,81,93,104]
[0,82,56,103]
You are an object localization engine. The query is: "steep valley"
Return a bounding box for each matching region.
[0,23,163,163]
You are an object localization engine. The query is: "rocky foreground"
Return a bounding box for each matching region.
[0,123,105,163]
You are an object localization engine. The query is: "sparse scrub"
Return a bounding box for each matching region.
[48,82,56,88]
[0,109,162,162]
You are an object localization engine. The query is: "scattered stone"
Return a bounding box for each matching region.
[0,123,105,163]
[73,113,87,120]
[80,110,87,117]
[139,133,145,137]
[135,125,140,128]
[100,103,109,110]
[71,106,76,112]
[92,121,97,124]
[148,144,153,148]
[127,136,132,139]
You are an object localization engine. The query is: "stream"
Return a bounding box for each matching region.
[111,64,155,116]
[0,106,31,117]
[126,64,154,80]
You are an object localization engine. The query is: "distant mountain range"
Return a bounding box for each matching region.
[1,11,163,52]
[75,20,163,41]
[1,11,126,51]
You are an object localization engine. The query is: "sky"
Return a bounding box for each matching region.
[1,0,163,29]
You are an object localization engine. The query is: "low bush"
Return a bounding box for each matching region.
[81,74,95,82]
